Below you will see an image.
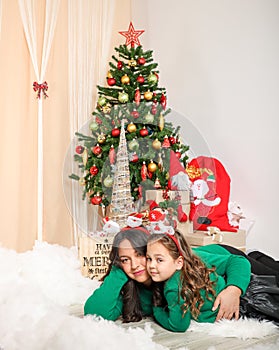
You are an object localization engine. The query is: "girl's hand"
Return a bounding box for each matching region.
[212,285,241,321]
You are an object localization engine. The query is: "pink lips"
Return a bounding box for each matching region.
[134,269,146,276]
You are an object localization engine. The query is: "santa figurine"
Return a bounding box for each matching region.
[168,150,191,191]
[147,209,175,235]
[126,213,143,228]
[102,217,120,235]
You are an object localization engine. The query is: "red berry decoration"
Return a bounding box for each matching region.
[137,57,146,65]
[131,110,140,118]
[92,144,102,156]
[90,165,99,176]
[169,136,176,145]
[151,102,157,115]
[137,75,145,84]
[107,77,116,86]
[175,151,181,159]
[117,61,123,69]
[111,127,120,137]
[139,126,149,137]
[75,145,84,154]
[91,194,102,205]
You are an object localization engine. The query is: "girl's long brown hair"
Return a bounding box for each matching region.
[148,230,216,319]
[101,228,150,323]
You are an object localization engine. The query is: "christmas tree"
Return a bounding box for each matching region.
[70,22,189,212]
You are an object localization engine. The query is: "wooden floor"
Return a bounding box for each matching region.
[119,318,279,350]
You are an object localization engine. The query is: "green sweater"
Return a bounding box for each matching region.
[84,244,251,332]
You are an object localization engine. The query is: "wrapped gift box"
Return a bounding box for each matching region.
[184,229,246,251]
[78,233,113,280]
[145,189,193,235]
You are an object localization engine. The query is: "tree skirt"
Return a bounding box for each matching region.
[0,241,278,350]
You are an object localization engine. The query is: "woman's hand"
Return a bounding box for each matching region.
[212,285,242,321]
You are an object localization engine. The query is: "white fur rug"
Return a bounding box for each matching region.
[0,241,278,350]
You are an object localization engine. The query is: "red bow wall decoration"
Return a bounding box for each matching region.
[33,81,48,99]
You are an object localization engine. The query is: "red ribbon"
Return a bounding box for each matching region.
[33,81,48,99]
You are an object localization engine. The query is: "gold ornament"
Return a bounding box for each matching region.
[148,160,157,173]
[121,74,130,84]
[97,133,106,144]
[82,148,88,166]
[128,59,137,67]
[102,103,111,114]
[152,138,161,150]
[127,122,137,133]
[158,113,164,131]
[144,90,153,101]
[107,71,113,78]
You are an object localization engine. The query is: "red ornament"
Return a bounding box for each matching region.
[96,117,102,124]
[169,136,176,145]
[151,102,157,115]
[137,75,145,84]
[175,151,181,159]
[90,165,99,176]
[107,77,116,86]
[137,57,146,65]
[162,135,171,148]
[91,194,102,205]
[160,94,167,110]
[141,162,148,181]
[109,145,116,164]
[111,127,120,137]
[119,22,144,47]
[131,152,139,163]
[131,110,140,118]
[75,145,84,154]
[117,61,123,70]
[92,144,102,156]
[139,127,149,137]
[134,88,141,105]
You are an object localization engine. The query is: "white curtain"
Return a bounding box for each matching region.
[18,0,61,241]
[67,0,116,246]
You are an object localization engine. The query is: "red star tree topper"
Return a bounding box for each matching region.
[119,22,145,47]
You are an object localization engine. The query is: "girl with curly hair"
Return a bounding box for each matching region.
[146,230,251,332]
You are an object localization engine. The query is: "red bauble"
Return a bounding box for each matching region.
[117,61,123,69]
[131,152,139,163]
[139,127,149,137]
[107,77,116,86]
[137,57,146,65]
[134,88,141,105]
[111,127,120,137]
[92,144,102,156]
[160,93,167,110]
[175,151,181,159]
[131,110,140,118]
[90,165,99,176]
[137,75,145,84]
[91,195,102,205]
[75,145,84,154]
[109,145,116,164]
[169,136,176,145]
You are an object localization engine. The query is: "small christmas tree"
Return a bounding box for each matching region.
[70,22,189,211]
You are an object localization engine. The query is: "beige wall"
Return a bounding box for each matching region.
[0,0,131,252]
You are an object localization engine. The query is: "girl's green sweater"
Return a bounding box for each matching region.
[84,244,251,332]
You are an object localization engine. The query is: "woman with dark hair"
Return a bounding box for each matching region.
[84,226,251,324]
[84,227,153,322]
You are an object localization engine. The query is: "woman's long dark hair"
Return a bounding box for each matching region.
[101,228,149,323]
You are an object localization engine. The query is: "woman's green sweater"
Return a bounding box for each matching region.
[84,244,251,332]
